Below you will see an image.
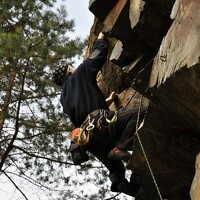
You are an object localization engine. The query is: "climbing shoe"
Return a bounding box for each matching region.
[110,182,120,193]
[108,147,131,162]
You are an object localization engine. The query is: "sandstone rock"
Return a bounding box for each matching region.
[87,0,200,199]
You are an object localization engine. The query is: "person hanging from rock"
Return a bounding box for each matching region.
[52,32,139,196]
[52,30,136,161]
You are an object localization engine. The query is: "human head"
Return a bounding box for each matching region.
[52,64,76,86]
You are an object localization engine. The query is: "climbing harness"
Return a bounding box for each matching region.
[71,109,118,145]
[135,95,164,200]
[70,115,95,145]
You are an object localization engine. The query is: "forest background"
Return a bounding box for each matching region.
[0,0,132,200]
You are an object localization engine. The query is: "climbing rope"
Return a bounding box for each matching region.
[135,95,164,200]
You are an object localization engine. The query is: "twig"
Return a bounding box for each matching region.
[12,145,74,165]
[105,193,121,200]
[2,171,29,200]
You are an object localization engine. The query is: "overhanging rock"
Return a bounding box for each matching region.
[87,0,200,199]
[89,0,118,21]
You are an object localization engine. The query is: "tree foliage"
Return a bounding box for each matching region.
[0,1,131,199]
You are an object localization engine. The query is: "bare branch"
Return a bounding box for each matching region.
[2,170,29,200]
[12,145,74,165]
[105,193,121,200]
[8,157,56,191]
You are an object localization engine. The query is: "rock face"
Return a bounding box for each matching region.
[88,0,200,199]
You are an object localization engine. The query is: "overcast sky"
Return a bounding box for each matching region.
[64,0,94,38]
[59,0,94,66]
[0,1,94,200]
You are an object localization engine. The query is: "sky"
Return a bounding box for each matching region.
[64,0,94,65]
[64,0,94,38]
[0,1,94,200]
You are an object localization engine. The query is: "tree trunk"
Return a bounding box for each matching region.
[0,70,17,136]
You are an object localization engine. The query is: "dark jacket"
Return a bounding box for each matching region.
[60,39,109,127]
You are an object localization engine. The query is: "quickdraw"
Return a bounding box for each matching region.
[97,110,118,129]
[105,111,118,124]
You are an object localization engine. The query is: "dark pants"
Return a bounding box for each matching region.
[110,107,147,151]
[89,107,147,152]
[84,107,147,190]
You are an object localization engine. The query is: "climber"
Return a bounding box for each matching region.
[52,31,139,196]
[51,29,140,159]
[52,32,109,128]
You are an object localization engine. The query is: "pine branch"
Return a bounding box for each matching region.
[6,168,42,189]
[9,156,51,189]
[17,132,45,140]
[12,145,74,165]
[6,157,59,192]
[10,92,61,103]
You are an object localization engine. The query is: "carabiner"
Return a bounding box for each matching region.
[86,118,95,131]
